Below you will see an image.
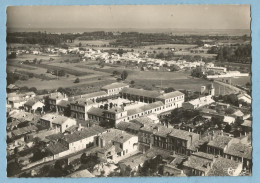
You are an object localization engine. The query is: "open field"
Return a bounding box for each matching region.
[142,44,197,50]
[174,51,217,58]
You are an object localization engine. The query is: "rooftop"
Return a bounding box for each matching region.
[63,126,106,143]
[207,157,241,176]
[241,120,252,128]
[101,82,129,90]
[127,108,144,116]
[80,91,107,99]
[24,99,41,107]
[87,107,105,116]
[157,91,184,100]
[57,100,70,107]
[46,141,69,155]
[121,88,161,98]
[169,128,200,141]
[139,101,164,111]
[207,135,233,149]
[225,143,252,159]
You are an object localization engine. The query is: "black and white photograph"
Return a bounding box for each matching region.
[6,5,252,177]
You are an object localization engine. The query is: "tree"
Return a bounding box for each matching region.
[113,70,120,76]
[79,42,82,47]
[224,124,232,133]
[170,64,180,72]
[29,87,37,93]
[164,87,175,93]
[191,67,204,78]
[130,80,135,85]
[109,102,113,109]
[74,78,80,83]
[121,70,128,80]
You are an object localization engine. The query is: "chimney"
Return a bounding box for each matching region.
[78,123,82,131]
[189,134,193,147]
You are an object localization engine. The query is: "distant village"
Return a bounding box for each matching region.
[7,75,252,177]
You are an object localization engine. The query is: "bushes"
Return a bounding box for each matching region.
[74,78,80,83]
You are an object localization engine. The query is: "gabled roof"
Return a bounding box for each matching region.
[241,120,252,128]
[87,107,105,116]
[46,142,68,155]
[140,101,164,111]
[120,88,161,98]
[57,100,70,107]
[169,128,200,141]
[127,108,144,116]
[225,143,252,159]
[80,91,107,99]
[63,126,106,143]
[207,135,233,149]
[101,82,129,90]
[207,157,241,176]
[157,91,184,100]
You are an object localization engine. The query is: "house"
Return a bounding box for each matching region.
[40,114,77,133]
[183,152,243,176]
[56,100,70,115]
[237,93,251,104]
[78,91,108,102]
[96,129,139,163]
[206,135,240,156]
[48,93,68,112]
[70,99,95,120]
[156,91,185,107]
[87,106,128,126]
[67,169,94,178]
[241,120,252,136]
[7,84,19,93]
[224,142,252,171]
[120,88,161,103]
[46,126,106,159]
[101,82,129,95]
[24,99,45,113]
[183,96,215,110]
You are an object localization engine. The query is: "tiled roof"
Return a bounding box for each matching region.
[139,101,164,111]
[107,107,124,113]
[207,157,241,176]
[154,126,172,137]
[113,132,135,143]
[117,122,131,131]
[11,125,38,137]
[57,100,70,107]
[67,169,94,178]
[207,136,233,149]
[241,120,252,128]
[169,128,200,141]
[225,143,252,159]
[121,88,161,98]
[64,126,106,143]
[80,91,107,99]
[24,99,38,107]
[46,142,69,155]
[127,108,144,116]
[101,82,129,90]
[70,98,94,106]
[183,154,212,172]
[192,152,215,160]
[87,107,105,116]
[157,91,184,100]
[52,116,73,125]
[131,116,154,126]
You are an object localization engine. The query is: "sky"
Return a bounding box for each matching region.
[6,5,251,30]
